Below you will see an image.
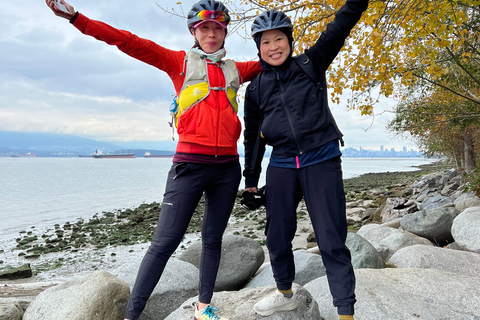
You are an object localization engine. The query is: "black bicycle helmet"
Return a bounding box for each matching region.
[187,0,231,30]
[251,9,293,39]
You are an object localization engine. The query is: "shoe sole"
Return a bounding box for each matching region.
[253,300,298,316]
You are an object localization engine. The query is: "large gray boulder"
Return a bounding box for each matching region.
[388,244,480,278]
[22,270,129,320]
[112,257,199,320]
[453,192,480,213]
[400,205,457,244]
[418,194,453,211]
[244,250,325,288]
[346,233,384,269]
[177,234,265,291]
[165,283,321,320]
[451,206,480,253]
[356,224,433,261]
[305,268,480,320]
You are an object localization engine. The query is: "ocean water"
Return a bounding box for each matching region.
[0,157,434,242]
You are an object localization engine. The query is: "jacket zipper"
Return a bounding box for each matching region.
[276,70,303,155]
[215,63,222,157]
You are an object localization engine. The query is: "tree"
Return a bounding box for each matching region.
[236,0,480,112]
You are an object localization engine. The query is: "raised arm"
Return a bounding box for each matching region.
[308,0,369,71]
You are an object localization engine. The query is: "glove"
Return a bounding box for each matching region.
[241,186,266,210]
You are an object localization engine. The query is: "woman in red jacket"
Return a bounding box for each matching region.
[46,1,262,319]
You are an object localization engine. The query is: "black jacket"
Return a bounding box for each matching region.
[243,0,369,188]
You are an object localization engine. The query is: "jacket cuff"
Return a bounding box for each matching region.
[69,11,79,24]
[245,176,259,189]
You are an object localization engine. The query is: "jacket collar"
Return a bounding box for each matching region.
[191,48,226,63]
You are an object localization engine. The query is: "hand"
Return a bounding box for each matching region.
[241,186,266,210]
[46,0,75,20]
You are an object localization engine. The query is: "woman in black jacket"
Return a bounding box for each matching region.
[243,1,369,319]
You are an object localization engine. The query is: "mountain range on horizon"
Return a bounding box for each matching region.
[0,131,177,157]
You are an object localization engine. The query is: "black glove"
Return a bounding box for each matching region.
[241,186,266,210]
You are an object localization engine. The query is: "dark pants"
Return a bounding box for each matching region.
[265,157,356,315]
[125,161,241,320]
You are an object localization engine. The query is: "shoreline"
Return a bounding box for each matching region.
[1,159,451,283]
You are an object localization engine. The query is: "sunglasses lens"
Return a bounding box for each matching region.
[197,10,226,22]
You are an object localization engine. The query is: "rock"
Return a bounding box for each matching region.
[411,172,443,191]
[112,257,199,320]
[0,281,57,320]
[304,268,480,320]
[418,194,453,211]
[0,299,25,320]
[380,197,416,222]
[454,192,480,213]
[356,224,433,261]
[382,218,401,229]
[177,234,264,291]
[346,207,365,223]
[440,176,461,195]
[400,205,457,245]
[451,206,480,253]
[165,283,321,320]
[244,250,325,288]
[0,264,32,280]
[346,233,384,269]
[388,244,480,277]
[22,270,129,320]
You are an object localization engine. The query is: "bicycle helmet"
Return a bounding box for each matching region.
[251,9,293,39]
[187,0,231,30]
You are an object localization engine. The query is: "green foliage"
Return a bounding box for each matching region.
[461,163,480,197]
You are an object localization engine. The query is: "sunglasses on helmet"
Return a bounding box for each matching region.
[197,10,227,22]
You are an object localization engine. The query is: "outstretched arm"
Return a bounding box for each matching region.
[44,0,184,83]
[45,0,75,20]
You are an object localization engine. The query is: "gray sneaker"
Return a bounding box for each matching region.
[253,290,298,316]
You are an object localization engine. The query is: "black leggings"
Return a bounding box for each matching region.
[125,161,241,320]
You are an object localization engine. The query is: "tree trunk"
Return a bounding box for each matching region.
[464,132,476,173]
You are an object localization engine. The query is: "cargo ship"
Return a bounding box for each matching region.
[10,153,36,157]
[92,150,135,158]
[143,151,174,158]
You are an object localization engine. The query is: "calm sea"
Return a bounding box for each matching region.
[0,157,434,242]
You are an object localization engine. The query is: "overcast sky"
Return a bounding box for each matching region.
[0,0,416,151]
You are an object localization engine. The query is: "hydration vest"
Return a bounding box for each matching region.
[172,49,240,127]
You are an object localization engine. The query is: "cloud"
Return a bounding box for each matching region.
[0,0,416,150]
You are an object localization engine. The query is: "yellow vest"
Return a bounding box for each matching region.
[175,49,240,126]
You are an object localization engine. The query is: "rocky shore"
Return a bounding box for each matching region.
[3,159,480,319]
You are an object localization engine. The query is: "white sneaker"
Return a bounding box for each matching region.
[253,290,298,316]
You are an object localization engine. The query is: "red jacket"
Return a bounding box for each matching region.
[72,13,262,156]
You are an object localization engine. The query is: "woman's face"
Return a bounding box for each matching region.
[192,21,226,54]
[259,29,291,66]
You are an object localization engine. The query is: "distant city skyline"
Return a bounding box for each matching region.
[341,146,423,158]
